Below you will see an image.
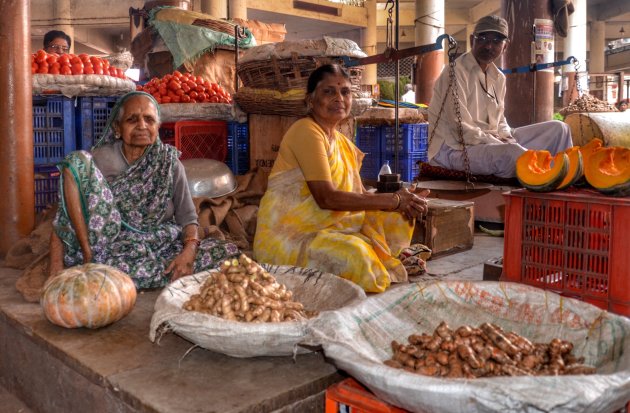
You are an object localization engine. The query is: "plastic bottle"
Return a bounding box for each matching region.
[378,160,392,181]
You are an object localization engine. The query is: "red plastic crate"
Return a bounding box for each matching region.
[325,378,408,413]
[502,189,630,316]
[174,120,228,161]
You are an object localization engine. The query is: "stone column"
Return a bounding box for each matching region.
[503,0,555,126]
[201,0,228,18]
[0,0,34,256]
[563,0,587,106]
[53,0,75,53]
[589,21,606,73]
[360,0,377,86]
[414,0,444,104]
[228,0,247,20]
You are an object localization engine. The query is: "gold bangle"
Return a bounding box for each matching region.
[183,238,200,248]
[391,193,401,211]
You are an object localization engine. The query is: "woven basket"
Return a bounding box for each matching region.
[237,54,364,94]
[234,87,307,116]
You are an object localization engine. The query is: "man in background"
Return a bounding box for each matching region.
[427,15,572,178]
[43,30,71,54]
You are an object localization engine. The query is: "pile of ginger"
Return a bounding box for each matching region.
[385,321,596,378]
[184,254,315,322]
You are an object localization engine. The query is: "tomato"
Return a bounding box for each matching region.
[173,70,183,78]
[188,90,198,100]
[35,50,48,63]
[175,88,185,96]
[94,67,104,75]
[46,54,58,65]
[37,63,49,74]
[108,67,117,76]
[152,92,161,101]
[181,83,191,93]
[180,94,191,103]
[195,75,204,84]
[83,64,94,75]
[70,55,82,64]
[185,81,196,90]
[171,95,181,103]
[58,54,71,65]
[161,96,172,103]
[32,62,38,74]
[209,96,220,103]
[116,68,124,78]
[166,79,179,92]
[49,66,60,75]
[79,53,90,63]
[50,62,61,71]
[71,62,84,75]
[60,65,72,75]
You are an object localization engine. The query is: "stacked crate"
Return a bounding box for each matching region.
[32,96,75,213]
[355,123,428,182]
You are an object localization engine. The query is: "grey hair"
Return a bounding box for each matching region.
[113,95,161,129]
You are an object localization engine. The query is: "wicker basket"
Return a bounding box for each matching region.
[234,87,307,117]
[237,54,364,94]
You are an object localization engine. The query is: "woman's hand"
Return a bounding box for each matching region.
[395,188,430,222]
[165,244,196,282]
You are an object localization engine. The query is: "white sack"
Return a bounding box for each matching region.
[238,37,366,64]
[304,281,630,413]
[32,74,136,97]
[149,265,366,358]
[159,102,246,123]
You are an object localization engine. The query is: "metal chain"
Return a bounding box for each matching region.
[428,37,474,187]
[385,0,394,50]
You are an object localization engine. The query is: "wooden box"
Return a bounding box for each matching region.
[412,198,474,258]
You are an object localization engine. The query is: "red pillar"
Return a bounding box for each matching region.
[502,0,555,126]
[0,1,34,256]
[415,50,444,105]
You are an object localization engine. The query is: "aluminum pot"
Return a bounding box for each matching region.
[182,158,237,198]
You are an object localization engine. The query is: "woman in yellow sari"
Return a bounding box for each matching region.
[253,64,429,293]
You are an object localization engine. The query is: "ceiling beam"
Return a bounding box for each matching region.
[590,0,630,22]
[469,0,501,23]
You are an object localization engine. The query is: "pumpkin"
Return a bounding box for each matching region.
[516,150,569,192]
[556,147,584,190]
[41,263,137,329]
[584,146,630,197]
[579,138,604,165]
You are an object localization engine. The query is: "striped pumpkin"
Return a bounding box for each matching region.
[41,263,137,329]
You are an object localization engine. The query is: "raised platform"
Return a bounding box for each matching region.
[0,267,341,413]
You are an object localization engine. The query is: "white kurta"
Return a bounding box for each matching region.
[427,52,572,178]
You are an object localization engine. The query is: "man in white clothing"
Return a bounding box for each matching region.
[427,15,573,178]
[401,84,415,103]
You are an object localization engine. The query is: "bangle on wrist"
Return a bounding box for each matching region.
[183,237,200,248]
[390,193,401,211]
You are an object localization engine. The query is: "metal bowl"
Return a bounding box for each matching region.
[182,158,238,199]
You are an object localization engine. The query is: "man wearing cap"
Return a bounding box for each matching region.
[427,15,572,178]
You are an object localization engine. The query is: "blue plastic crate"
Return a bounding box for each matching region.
[355,125,382,180]
[34,164,60,213]
[395,152,428,182]
[383,123,428,156]
[32,96,75,165]
[76,96,118,150]
[227,122,250,175]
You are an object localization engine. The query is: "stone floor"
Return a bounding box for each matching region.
[0,231,504,413]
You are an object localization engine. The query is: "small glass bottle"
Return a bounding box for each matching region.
[378,160,392,181]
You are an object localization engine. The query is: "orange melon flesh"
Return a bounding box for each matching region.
[516,150,569,191]
[557,147,584,190]
[585,147,630,190]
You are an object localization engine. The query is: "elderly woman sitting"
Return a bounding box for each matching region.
[49,91,239,288]
[253,64,429,293]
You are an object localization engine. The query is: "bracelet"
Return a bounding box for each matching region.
[390,193,401,211]
[183,238,200,248]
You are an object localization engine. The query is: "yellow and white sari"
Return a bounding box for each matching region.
[253,118,413,293]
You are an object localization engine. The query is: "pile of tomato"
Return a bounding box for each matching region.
[31,50,127,78]
[137,71,232,104]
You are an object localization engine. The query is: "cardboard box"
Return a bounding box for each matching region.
[412,198,474,258]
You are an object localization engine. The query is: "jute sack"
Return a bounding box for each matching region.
[304,281,630,413]
[149,264,366,358]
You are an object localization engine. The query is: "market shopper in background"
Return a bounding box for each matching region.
[48,91,239,289]
[401,84,415,103]
[254,64,430,293]
[428,15,573,178]
[617,99,628,112]
[43,30,72,54]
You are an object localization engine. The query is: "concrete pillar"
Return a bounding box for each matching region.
[503,0,554,126]
[589,21,606,73]
[0,0,34,256]
[53,0,75,54]
[201,0,227,18]
[360,0,377,86]
[414,0,444,104]
[563,0,587,106]
[228,0,246,20]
